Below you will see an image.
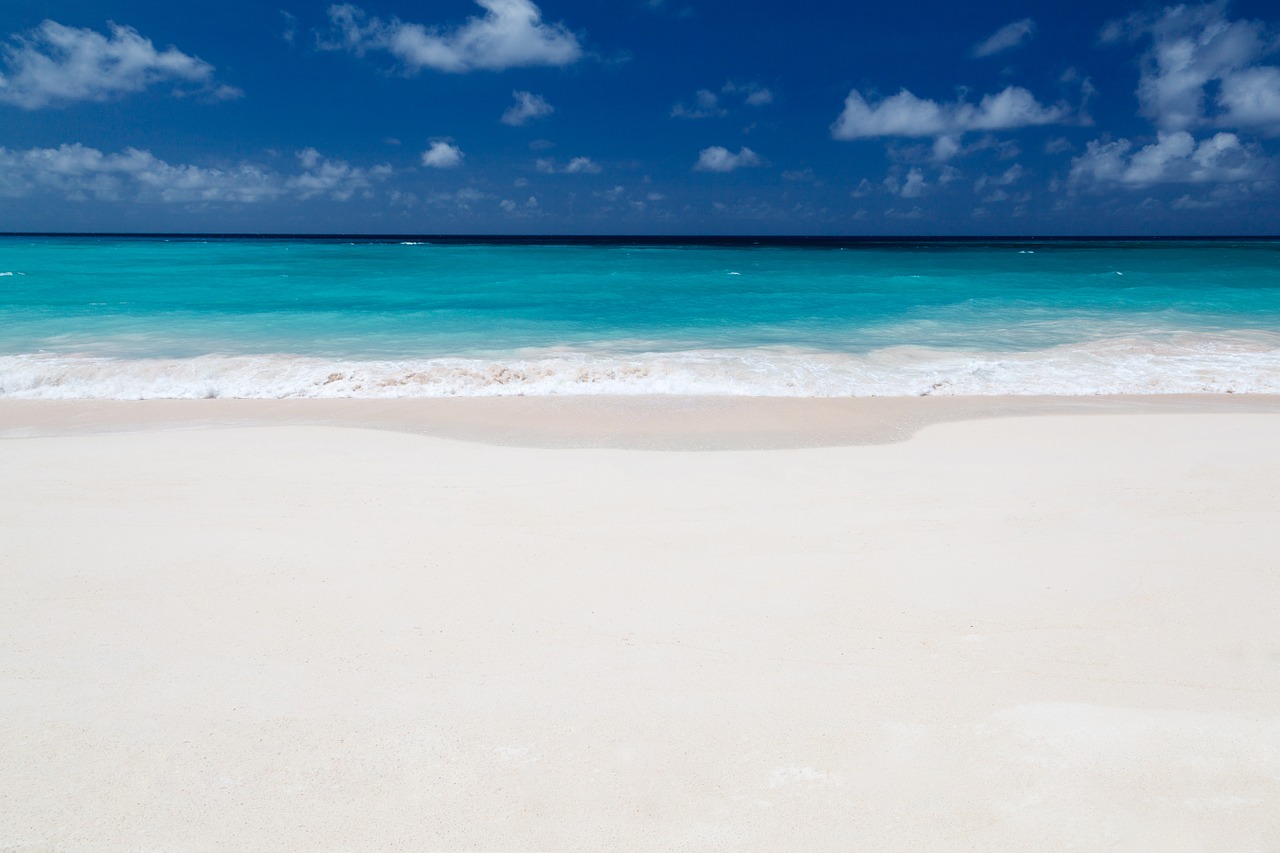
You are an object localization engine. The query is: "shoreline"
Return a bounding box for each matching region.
[4,393,1280,449]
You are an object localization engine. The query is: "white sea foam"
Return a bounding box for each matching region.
[3,334,1279,399]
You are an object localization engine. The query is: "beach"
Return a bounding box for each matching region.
[3,396,1279,850]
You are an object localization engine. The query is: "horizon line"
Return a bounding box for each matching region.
[3,232,1279,242]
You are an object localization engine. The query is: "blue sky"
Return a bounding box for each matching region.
[2,0,1279,234]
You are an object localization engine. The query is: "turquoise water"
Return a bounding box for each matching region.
[2,236,1279,397]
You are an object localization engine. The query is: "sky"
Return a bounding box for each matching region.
[2,0,1279,235]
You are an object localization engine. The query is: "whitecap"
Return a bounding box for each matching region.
[2,333,1279,400]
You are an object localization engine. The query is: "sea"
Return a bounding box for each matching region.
[2,235,1279,399]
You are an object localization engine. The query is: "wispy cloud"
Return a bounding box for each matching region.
[673,81,773,119]
[693,146,763,172]
[501,90,554,126]
[782,167,820,184]
[321,0,582,74]
[0,20,240,109]
[535,156,602,174]
[0,144,389,203]
[672,89,726,119]
[724,81,773,106]
[971,18,1036,58]
[973,163,1025,193]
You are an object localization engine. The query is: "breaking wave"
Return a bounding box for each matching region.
[3,334,1279,399]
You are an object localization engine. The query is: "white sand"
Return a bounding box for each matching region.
[2,405,1279,850]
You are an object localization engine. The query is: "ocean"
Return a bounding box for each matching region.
[2,236,1279,398]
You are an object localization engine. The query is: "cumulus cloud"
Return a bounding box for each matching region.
[885,167,928,198]
[321,0,582,74]
[288,148,392,199]
[564,156,601,174]
[971,18,1036,58]
[421,141,465,168]
[693,146,762,172]
[0,20,239,109]
[499,194,540,215]
[1218,66,1280,135]
[0,144,389,203]
[1069,131,1269,188]
[831,86,1069,141]
[1103,3,1280,135]
[501,90,554,126]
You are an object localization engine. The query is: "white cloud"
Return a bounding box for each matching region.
[832,86,1069,141]
[0,144,275,202]
[850,178,874,198]
[674,82,774,118]
[1103,3,1280,135]
[974,163,1025,192]
[694,146,763,172]
[285,149,392,200]
[424,187,489,209]
[534,156,601,174]
[724,81,773,106]
[282,11,299,45]
[1218,66,1280,135]
[1069,130,1269,188]
[421,141,465,168]
[672,89,725,119]
[931,135,962,161]
[501,90,553,125]
[0,144,389,203]
[0,20,238,109]
[322,0,581,74]
[886,167,928,198]
[564,156,601,174]
[971,18,1036,58]
[499,194,540,215]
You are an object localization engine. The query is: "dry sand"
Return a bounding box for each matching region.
[2,397,1279,851]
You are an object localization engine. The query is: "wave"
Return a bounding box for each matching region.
[2,335,1279,399]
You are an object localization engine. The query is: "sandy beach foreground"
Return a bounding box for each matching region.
[2,397,1279,851]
